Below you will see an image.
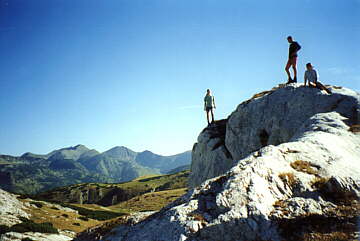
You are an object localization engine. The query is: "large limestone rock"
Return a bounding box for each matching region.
[0,188,29,226]
[101,84,360,241]
[0,188,75,241]
[190,119,233,187]
[0,232,72,241]
[190,84,359,187]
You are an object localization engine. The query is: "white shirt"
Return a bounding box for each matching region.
[304,69,318,83]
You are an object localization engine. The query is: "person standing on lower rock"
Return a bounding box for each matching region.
[204,89,216,126]
[285,36,301,84]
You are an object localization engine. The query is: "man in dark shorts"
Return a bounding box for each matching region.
[285,36,301,84]
[204,89,216,126]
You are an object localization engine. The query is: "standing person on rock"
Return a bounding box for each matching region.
[304,63,332,94]
[204,89,216,126]
[285,36,301,84]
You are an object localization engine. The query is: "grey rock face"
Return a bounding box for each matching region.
[0,189,29,226]
[226,85,358,161]
[102,84,360,241]
[191,84,359,186]
[0,232,72,241]
[189,119,233,187]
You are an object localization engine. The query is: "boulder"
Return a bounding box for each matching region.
[189,119,233,187]
[101,84,360,241]
[0,189,29,226]
[191,84,359,186]
[0,232,72,241]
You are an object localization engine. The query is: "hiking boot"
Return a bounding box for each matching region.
[286,78,293,84]
[293,77,297,83]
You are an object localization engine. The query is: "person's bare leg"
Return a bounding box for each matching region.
[285,61,291,80]
[206,110,210,125]
[210,109,214,123]
[316,82,332,94]
[292,64,297,82]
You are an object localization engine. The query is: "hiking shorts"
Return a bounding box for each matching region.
[286,56,297,68]
[205,107,213,112]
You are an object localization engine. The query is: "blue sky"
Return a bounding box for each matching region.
[0,0,359,156]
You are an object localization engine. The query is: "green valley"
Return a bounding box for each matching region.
[0,145,190,195]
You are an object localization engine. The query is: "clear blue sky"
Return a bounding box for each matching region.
[0,0,359,156]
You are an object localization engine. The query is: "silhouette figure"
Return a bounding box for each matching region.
[285,36,301,84]
[204,89,216,126]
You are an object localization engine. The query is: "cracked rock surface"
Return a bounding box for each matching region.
[102,84,360,241]
[0,188,29,226]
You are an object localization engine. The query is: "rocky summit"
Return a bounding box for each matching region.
[101,84,360,241]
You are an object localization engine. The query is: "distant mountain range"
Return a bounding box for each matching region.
[0,145,191,194]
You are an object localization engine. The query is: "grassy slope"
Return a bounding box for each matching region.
[0,161,13,165]
[109,188,187,212]
[19,198,104,234]
[73,188,187,213]
[36,170,189,206]
[21,171,189,235]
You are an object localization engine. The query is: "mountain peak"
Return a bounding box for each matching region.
[47,144,93,161]
[110,145,130,150]
[21,152,35,157]
[20,152,47,160]
[104,146,134,153]
[101,146,137,160]
[75,144,86,147]
[68,144,89,150]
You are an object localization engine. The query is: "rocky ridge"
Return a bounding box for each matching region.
[100,84,360,241]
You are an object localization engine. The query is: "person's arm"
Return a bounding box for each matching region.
[314,70,318,83]
[304,71,307,86]
[204,97,206,111]
[213,96,216,109]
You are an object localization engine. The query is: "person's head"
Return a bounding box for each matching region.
[287,36,293,43]
[306,63,313,70]
[206,89,211,95]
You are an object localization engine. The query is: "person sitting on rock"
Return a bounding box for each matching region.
[204,89,216,126]
[304,63,332,94]
[285,36,301,84]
